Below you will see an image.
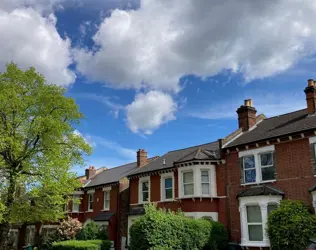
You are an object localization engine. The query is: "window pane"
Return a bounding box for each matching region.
[142,182,149,191]
[201,171,209,182]
[247,206,262,223]
[268,204,278,215]
[260,153,273,166]
[245,169,256,183]
[184,183,194,195]
[73,203,79,212]
[244,156,255,169]
[248,225,263,241]
[202,183,210,195]
[165,178,172,189]
[165,189,173,199]
[261,166,275,181]
[142,191,149,202]
[183,172,193,183]
[104,200,110,209]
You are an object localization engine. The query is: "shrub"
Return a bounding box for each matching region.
[58,216,82,240]
[267,200,316,250]
[52,240,111,250]
[38,230,62,250]
[76,221,108,240]
[129,204,212,250]
[207,221,229,250]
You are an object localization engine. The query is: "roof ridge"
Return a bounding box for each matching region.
[167,141,218,153]
[263,108,307,121]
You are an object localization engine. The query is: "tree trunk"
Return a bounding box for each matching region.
[0,222,11,250]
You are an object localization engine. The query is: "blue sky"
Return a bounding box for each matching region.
[1,0,316,175]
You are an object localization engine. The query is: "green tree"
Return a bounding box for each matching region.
[0,63,91,249]
[267,200,316,250]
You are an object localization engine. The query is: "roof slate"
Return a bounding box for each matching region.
[237,185,284,198]
[226,109,316,148]
[128,141,220,176]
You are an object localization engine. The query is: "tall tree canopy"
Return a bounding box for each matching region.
[0,63,92,248]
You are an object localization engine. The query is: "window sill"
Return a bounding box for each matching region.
[69,211,84,213]
[86,210,93,212]
[177,195,216,200]
[240,242,270,247]
[241,180,276,186]
[102,209,110,212]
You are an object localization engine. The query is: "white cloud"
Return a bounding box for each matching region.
[126,91,177,134]
[0,8,75,86]
[73,129,96,147]
[189,92,306,120]
[0,0,65,13]
[74,0,316,92]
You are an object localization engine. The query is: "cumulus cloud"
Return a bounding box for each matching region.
[0,8,75,86]
[74,0,316,92]
[0,0,65,13]
[126,91,177,134]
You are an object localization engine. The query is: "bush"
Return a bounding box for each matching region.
[58,216,83,240]
[76,221,108,240]
[207,221,229,250]
[267,200,316,250]
[52,240,111,250]
[38,230,62,250]
[129,204,212,250]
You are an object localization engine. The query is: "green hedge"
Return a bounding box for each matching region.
[130,204,227,250]
[267,200,316,250]
[52,240,111,250]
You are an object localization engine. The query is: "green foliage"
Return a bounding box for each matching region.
[129,204,213,250]
[0,63,91,226]
[52,240,111,250]
[38,230,62,250]
[76,221,108,241]
[207,221,229,250]
[267,200,316,250]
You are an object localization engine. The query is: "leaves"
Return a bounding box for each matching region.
[0,63,92,225]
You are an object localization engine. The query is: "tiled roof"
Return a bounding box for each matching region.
[226,109,316,148]
[128,141,220,176]
[237,185,284,198]
[175,148,218,163]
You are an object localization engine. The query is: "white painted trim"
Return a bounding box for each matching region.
[239,195,282,247]
[310,136,316,144]
[138,176,150,204]
[73,191,84,195]
[39,225,58,234]
[184,212,218,221]
[103,186,112,191]
[311,190,316,214]
[178,165,216,198]
[238,145,275,157]
[160,172,175,201]
[222,131,244,148]
[87,189,95,194]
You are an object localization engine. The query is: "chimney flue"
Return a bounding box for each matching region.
[237,99,257,132]
[305,79,316,115]
[137,149,148,168]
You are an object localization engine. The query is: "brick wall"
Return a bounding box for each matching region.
[226,138,316,244]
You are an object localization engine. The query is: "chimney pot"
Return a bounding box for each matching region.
[244,99,253,107]
[308,79,315,87]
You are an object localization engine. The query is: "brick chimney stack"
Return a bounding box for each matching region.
[305,79,316,115]
[137,149,148,168]
[237,99,257,132]
[85,166,96,179]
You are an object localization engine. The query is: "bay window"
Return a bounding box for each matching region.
[201,170,210,195]
[183,171,194,196]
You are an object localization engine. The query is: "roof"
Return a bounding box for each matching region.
[237,185,284,198]
[127,207,145,215]
[93,212,114,221]
[85,162,138,188]
[77,167,105,185]
[226,109,316,148]
[129,141,220,176]
[175,148,218,163]
[85,157,158,188]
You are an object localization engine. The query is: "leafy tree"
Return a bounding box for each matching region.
[267,200,316,250]
[0,63,91,249]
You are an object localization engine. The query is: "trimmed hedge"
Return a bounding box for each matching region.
[52,240,111,250]
[76,221,108,240]
[130,204,221,250]
[267,200,316,250]
[208,221,229,250]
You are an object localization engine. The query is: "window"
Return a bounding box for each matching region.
[88,193,94,211]
[141,181,149,202]
[72,195,80,212]
[25,226,35,246]
[243,156,256,183]
[259,152,275,181]
[104,190,110,210]
[139,176,150,203]
[201,170,210,195]
[183,171,194,196]
[246,205,263,241]
[161,174,174,201]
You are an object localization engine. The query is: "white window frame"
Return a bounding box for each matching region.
[72,195,80,212]
[138,176,150,204]
[103,187,111,211]
[87,190,95,212]
[127,215,142,246]
[160,173,174,201]
[178,165,216,198]
[184,212,218,221]
[239,195,282,247]
[200,169,211,196]
[311,190,316,214]
[239,145,275,185]
[182,170,194,197]
[309,136,316,177]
